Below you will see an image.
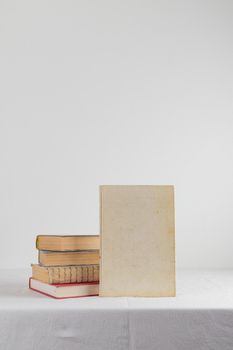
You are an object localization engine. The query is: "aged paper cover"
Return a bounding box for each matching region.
[100,185,175,297]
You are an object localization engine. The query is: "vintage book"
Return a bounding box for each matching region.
[36,235,99,251]
[29,278,99,299]
[31,264,99,284]
[39,250,99,266]
[100,185,176,297]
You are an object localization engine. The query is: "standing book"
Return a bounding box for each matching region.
[100,185,176,297]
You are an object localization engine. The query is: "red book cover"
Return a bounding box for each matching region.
[29,278,99,299]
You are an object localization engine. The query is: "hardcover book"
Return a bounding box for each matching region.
[39,250,99,266]
[36,235,99,251]
[31,264,99,284]
[29,278,99,299]
[100,185,176,297]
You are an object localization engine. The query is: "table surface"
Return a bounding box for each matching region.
[1,269,233,350]
[1,268,233,310]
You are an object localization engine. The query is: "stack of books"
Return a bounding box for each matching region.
[29,235,100,299]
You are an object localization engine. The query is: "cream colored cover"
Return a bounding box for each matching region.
[100,185,176,297]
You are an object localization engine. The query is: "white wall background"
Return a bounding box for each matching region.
[0,0,233,269]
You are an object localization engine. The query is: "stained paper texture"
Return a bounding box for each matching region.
[100,185,176,297]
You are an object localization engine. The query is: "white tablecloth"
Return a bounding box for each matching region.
[1,269,233,350]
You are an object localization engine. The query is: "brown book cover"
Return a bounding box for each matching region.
[36,235,99,251]
[31,264,99,284]
[39,250,99,267]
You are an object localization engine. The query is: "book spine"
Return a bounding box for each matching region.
[36,236,39,249]
[47,265,99,284]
